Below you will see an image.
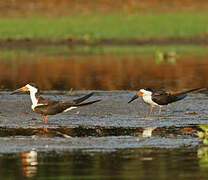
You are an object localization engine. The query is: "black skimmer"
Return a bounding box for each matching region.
[128,88,204,116]
[11,83,101,123]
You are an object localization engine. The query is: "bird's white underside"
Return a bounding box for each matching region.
[140,89,159,106]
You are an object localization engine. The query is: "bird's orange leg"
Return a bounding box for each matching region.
[43,116,48,133]
[43,127,48,133]
[149,106,153,115]
[158,107,162,116]
[43,116,48,124]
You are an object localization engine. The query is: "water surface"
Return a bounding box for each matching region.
[0,45,208,90]
[0,45,208,179]
[2,148,208,179]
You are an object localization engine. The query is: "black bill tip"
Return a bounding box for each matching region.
[128,94,138,103]
[10,88,24,95]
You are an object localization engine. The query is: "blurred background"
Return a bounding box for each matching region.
[0,0,208,90]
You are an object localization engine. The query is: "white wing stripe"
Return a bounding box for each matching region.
[64,107,77,112]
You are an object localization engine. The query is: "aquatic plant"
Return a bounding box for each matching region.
[198,125,208,145]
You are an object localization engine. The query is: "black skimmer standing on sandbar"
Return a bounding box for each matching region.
[128,87,204,116]
[11,83,101,123]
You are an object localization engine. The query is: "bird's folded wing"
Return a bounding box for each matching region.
[153,90,169,96]
[38,96,58,105]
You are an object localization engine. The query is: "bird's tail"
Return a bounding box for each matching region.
[173,88,205,96]
[63,99,101,112]
[73,92,94,104]
[171,88,205,102]
[74,100,101,106]
[172,93,187,102]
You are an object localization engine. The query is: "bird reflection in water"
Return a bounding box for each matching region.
[21,149,38,178]
[142,127,157,138]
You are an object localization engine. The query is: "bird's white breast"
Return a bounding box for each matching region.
[30,93,38,111]
[29,90,44,111]
[142,94,158,106]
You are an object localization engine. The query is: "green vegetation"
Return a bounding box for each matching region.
[198,125,208,145]
[0,12,208,39]
[0,45,208,59]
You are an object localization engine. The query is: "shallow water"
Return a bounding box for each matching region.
[2,148,208,179]
[1,45,208,179]
[0,90,208,179]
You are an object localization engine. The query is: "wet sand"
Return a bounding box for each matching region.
[0,90,206,153]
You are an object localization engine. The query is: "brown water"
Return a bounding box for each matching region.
[1,45,208,179]
[0,46,208,90]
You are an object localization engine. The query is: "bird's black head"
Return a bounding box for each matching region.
[144,87,154,92]
[27,83,39,89]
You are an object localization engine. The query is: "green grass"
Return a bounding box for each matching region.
[0,12,208,39]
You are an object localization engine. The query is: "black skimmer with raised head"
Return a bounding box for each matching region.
[128,87,204,116]
[11,83,101,123]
